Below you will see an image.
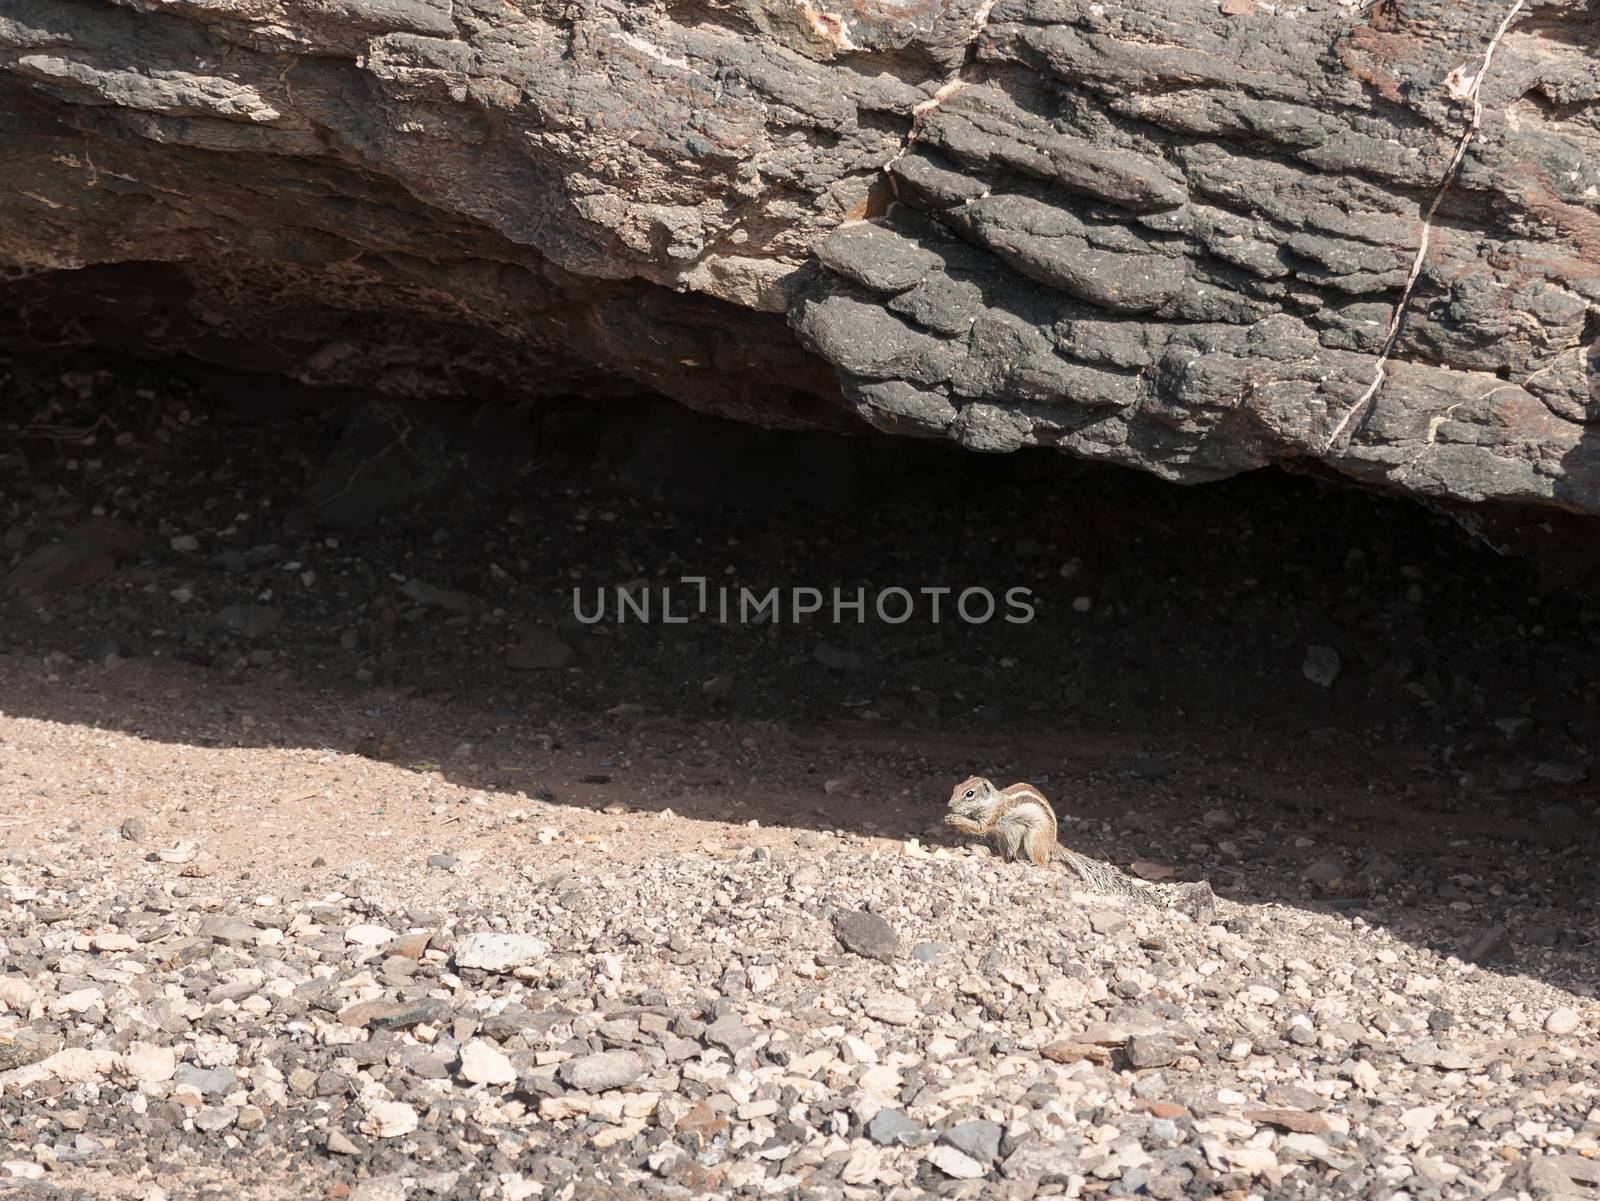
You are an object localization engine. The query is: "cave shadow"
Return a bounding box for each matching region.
[0,354,1597,1002]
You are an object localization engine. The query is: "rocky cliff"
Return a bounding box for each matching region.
[3,0,1598,513]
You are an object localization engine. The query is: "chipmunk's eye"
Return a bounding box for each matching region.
[964,789,974,799]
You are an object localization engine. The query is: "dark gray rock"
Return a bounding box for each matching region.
[812,641,871,673]
[199,916,258,947]
[942,1120,1004,1165]
[1465,924,1514,966]
[507,627,576,671]
[1125,1035,1181,1070]
[833,910,900,963]
[214,605,283,640]
[703,1014,759,1056]
[866,1109,924,1147]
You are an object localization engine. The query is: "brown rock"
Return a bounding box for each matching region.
[4,517,143,595]
[1141,1102,1193,1120]
[675,1102,729,1143]
[1041,1041,1110,1065]
[1243,1108,1331,1135]
[384,932,432,961]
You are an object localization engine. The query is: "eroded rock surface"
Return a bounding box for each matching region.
[3,0,1599,511]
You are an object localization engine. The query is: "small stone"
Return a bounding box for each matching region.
[558,1049,644,1092]
[215,605,282,639]
[840,1147,882,1185]
[327,1131,360,1155]
[1042,1041,1109,1065]
[1532,761,1586,785]
[345,924,397,947]
[928,1144,987,1180]
[863,992,917,1026]
[398,578,477,613]
[1125,1035,1180,1070]
[1243,1108,1330,1135]
[53,987,102,1015]
[426,853,457,870]
[351,1176,409,1201]
[813,640,869,672]
[1400,1041,1473,1071]
[1302,645,1340,688]
[1145,1104,1190,1122]
[453,933,549,973]
[1521,1156,1591,1196]
[507,626,575,670]
[174,1065,238,1096]
[200,915,258,947]
[179,851,219,878]
[1088,910,1128,935]
[911,941,951,963]
[38,1046,113,1083]
[675,1102,728,1142]
[193,1106,238,1134]
[457,1040,517,1086]
[703,1014,759,1054]
[1466,923,1513,965]
[0,977,39,1012]
[362,1101,419,1139]
[119,817,148,842]
[1545,1007,1581,1036]
[385,932,432,960]
[91,932,136,953]
[121,1044,177,1083]
[942,1120,1004,1165]
[1226,1145,1281,1175]
[1348,1060,1381,1091]
[833,909,899,962]
[866,1109,923,1146]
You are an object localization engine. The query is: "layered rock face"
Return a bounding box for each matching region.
[3,0,1598,512]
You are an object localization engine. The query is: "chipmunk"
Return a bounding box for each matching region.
[944,776,1213,916]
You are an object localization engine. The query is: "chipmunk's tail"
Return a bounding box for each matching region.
[1052,844,1216,920]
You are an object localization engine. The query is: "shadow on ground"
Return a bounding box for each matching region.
[0,347,1596,1000]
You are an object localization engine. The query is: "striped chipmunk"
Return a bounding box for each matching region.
[944,776,1213,916]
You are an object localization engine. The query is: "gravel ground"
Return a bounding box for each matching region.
[2,809,1597,1201]
[2,349,1599,1200]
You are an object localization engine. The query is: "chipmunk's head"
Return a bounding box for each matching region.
[948,775,998,817]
